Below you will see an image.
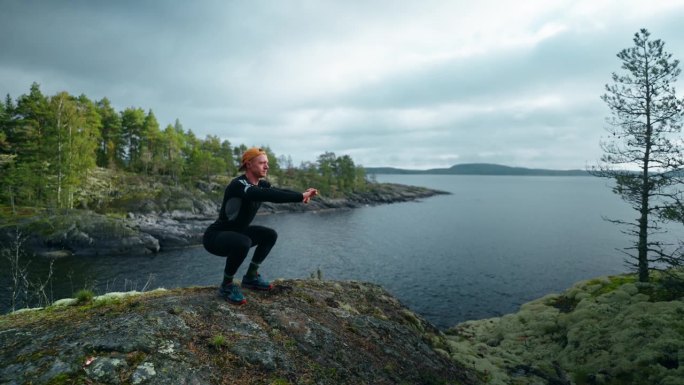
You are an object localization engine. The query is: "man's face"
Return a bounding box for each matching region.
[246,154,269,178]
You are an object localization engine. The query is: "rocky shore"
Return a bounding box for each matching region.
[0,279,479,385]
[1,267,682,384]
[0,183,447,258]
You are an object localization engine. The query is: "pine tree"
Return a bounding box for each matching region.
[120,107,146,170]
[592,29,684,282]
[95,98,123,169]
[139,109,162,175]
[0,98,17,211]
[13,83,51,206]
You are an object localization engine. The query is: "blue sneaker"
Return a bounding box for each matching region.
[217,283,247,305]
[241,274,273,291]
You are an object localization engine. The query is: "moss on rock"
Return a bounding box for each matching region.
[445,270,684,385]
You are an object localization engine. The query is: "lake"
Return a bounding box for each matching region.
[0,175,670,329]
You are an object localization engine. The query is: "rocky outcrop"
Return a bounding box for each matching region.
[0,211,163,258]
[0,279,478,385]
[3,268,682,384]
[1,183,447,258]
[444,271,684,385]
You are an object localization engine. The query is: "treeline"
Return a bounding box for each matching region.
[0,83,367,211]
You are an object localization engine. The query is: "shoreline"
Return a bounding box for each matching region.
[0,182,448,258]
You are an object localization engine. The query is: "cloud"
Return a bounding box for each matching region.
[1,0,684,169]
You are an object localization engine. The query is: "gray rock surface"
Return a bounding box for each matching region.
[0,280,477,385]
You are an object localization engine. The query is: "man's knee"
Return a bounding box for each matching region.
[265,228,278,244]
[249,226,278,246]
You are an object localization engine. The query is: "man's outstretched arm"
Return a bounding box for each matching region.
[244,185,317,203]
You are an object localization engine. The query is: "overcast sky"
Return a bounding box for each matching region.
[2,1,683,170]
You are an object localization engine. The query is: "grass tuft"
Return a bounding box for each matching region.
[74,289,95,304]
[211,334,227,350]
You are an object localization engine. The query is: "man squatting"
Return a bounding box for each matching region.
[203,147,318,304]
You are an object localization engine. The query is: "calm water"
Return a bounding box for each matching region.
[0,175,664,328]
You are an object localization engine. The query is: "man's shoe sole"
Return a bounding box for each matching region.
[241,283,273,291]
[217,290,248,305]
[229,298,248,305]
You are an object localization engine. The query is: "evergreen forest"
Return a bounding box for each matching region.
[0,83,368,215]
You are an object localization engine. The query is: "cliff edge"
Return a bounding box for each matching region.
[0,279,478,385]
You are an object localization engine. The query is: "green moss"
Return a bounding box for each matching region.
[369,306,388,320]
[345,323,360,335]
[0,206,42,226]
[446,270,684,385]
[5,293,139,328]
[16,209,137,239]
[572,368,591,385]
[45,373,71,385]
[295,292,316,304]
[383,362,397,374]
[639,283,684,302]
[282,337,297,350]
[1,303,81,330]
[80,297,120,311]
[104,212,127,220]
[310,363,340,381]
[590,275,638,297]
[580,271,684,302]
[45,373,89,385]
[400,309,425,332]
[549,294,580,313]
[169,305,183,315]
[15,348,58,364]
[268,379,292,385]
[72,293,145,315]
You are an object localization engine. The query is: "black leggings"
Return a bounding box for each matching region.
[203,226,278,277]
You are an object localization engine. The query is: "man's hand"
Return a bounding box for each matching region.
[303,188,318,203]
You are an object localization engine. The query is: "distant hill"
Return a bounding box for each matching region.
[364,163,590,176]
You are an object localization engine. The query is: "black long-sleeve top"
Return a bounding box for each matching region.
[207,175,303,232]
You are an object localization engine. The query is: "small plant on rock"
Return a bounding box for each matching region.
[211,334,227,350]
[74,289,95,304]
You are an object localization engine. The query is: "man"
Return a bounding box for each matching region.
[203,147,318,304]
